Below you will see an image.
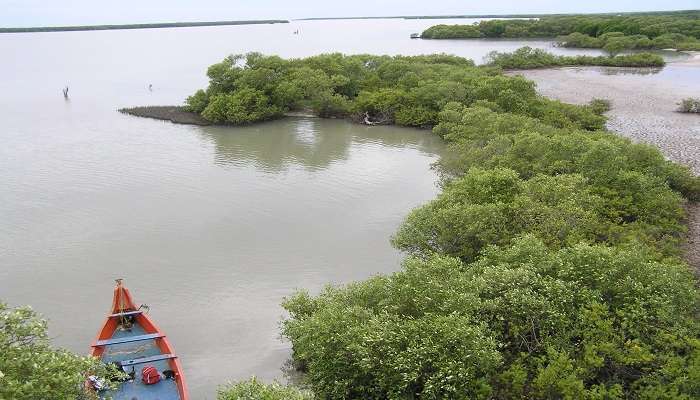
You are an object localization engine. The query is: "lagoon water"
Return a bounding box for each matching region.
[0,18,677,398]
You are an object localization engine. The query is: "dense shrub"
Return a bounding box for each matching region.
[186,52,604,129]
[218,377,314,400]
[0,303,120,400]
[485,47,665,69]
[393,169,607,261]
[201,88,283,124]
[284,238,700,399]
[678,98,700,113]
[421,24,482,39]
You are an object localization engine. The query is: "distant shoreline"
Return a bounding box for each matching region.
[0,20,289,33]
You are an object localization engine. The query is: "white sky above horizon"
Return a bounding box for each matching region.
[1,0,698,27]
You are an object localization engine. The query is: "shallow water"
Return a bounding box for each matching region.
[0,18,687,398]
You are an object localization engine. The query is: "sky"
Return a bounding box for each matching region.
[1,0,698,27]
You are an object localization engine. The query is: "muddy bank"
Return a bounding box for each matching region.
[119,106,322,126]
[119,106,212,125]
[511,65,700,273]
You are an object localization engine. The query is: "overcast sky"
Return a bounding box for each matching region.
[1,0,698,27]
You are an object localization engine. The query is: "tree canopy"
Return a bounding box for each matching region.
[185,52,613,128]
[0,303,118,400]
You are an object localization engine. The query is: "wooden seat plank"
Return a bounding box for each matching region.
[93,332,163,347]
[109,310,143,318]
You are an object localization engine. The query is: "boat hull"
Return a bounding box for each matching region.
[90,282,189,400]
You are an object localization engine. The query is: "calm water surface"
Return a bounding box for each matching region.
[0,18,671,398]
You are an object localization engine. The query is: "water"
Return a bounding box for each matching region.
[0,18,683,398]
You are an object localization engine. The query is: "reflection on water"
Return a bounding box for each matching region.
[200,117,445,173]
[598,67,664,76]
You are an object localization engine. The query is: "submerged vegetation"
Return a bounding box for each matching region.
[486,47,665,69]
[178,52,700,398]
[678,98,700,113]
[218,377,314,399]
[421,11,700,50]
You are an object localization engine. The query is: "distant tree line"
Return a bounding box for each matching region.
[0,20,289,33]
[421,11,700,50]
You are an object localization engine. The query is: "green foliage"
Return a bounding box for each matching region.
[486,47,665,69]
[603,37,631,56]
[393,168,607,261]
[202,88,283,124]
[588,98,612,115]
[283,238,700,399]
[0,302,118,400]
[421,11,700,50]
[677,98,700,113]
[218,377,314,400]
[187,52,603,128]
[421,24,482,39]
[185,89,209,113]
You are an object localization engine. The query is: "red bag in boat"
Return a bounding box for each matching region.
[142,365,161,385]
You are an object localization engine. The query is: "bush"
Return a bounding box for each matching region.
[187,52,605,128]
[185,89,208,113]
[421,24,482,39]
[283,238,700,399]
[588,98,611,115]
[0,303,120,400]
[485,47,665,69]
[202,88,282,124]
[218,377,314,400]
[678,98,700,113]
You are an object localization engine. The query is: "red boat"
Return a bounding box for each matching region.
[90,280,189,400]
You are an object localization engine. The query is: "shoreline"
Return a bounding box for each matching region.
[118,106,212,125]
[119,106,321,126]
[0,20,289,33]
[673,50,700,66]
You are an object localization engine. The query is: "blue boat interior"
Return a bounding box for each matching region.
[97,320,181,400]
